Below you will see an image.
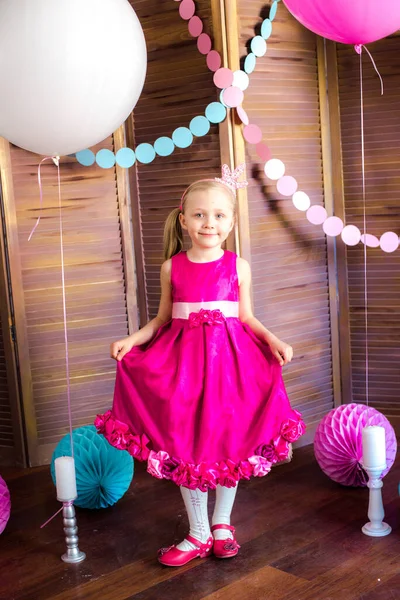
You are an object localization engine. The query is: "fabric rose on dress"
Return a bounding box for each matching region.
[189,308,226,328]
[147,450,170,479]
[248,455,272,477]
[107,418,131,450]
[193,463,218,491]
[281,411,306,442]
[127,433,150,461]
[218,460,240,487]
[94,410,112,433]
[237,460,253,480]
[255,442,278,464]
[160,456,182,479]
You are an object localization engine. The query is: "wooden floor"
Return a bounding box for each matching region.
[1,445,399,600]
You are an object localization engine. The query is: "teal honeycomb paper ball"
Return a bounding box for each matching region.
[51,425,134,509]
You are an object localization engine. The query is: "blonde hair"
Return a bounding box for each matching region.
[163,180,236,260]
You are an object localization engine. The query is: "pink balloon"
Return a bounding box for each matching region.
[380,231,399,253]
[306,205,327,225]
[277,175,298,197]
[282,0,400,45]
[323,216,343,237]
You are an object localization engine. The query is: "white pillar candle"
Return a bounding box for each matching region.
[362,426,386,469]
[55,456,77,501]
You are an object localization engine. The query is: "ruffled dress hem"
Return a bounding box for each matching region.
[95,409,306,491]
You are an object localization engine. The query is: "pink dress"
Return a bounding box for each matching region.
[95,250,305,490]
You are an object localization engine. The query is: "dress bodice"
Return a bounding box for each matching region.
[171,250,239,303]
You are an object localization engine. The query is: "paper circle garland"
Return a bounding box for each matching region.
[51,425,134,509]
[75,0,398,252]
[0,476,11,534]
[314,403,397,487]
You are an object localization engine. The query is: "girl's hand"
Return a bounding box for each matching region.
[267,337,293,366]
[110,337,135,361]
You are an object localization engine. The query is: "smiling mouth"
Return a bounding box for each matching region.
[200,232,217,236]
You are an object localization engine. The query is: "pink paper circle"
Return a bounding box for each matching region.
[307,205,327,225]
[361,233,380,248]
[222,86,244,108]
[179,0,195,20]
[213,68,234,89]
[188,16,203,37]
[206,50,221,71]
[323,216,343,237]
[341,225,361,246]
[380,231,399,253]
[236,106,249,125]
[277,175,298,196]
[243,124,262,144]
[256,142,271,162]
[197,33,212,55]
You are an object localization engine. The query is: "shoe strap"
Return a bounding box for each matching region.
[211,524,235,533]
[186,534,211,548]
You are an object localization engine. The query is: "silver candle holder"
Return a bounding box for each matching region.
[60,499,86,563]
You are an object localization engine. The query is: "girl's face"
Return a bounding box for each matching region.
[179,188,235,250]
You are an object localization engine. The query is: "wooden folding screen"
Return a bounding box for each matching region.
[336,36,400,426]
[231,1,337,442]
[1,138,131,466]
[127,0,226,322]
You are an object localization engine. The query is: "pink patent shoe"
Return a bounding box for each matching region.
[211,524,240,558]
[158,535,213,567]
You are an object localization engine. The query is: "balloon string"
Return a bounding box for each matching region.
[28,157,57,241]
[359,50,369,409]
[362,46,384,96]
[56,158,74,458]
[40,500,74,529]
[29,158,74,458]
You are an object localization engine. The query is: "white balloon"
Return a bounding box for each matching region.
[0,0,147,156]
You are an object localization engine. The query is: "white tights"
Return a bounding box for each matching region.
[176,483,238,551]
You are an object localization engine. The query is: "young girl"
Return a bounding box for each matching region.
[95,164,305,567]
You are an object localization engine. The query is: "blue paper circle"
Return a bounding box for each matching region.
[261,18,272,39]
[172,127,193,149]
[96,149,115,169]
[244,53,256,74]
[251,36,267,57]
[51,426,134,509]
[116,148,136,168]
[76,149,95,167]
[136,143,156,164]
[205,102,227,124]
[154,137,175,157]
[270,1,278,21]
[189,116,210,137]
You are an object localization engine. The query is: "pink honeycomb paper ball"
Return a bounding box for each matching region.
[0,475,11,534]
[314,403,397,487]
